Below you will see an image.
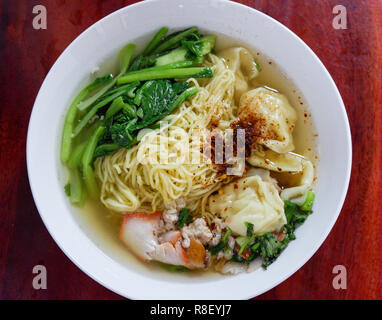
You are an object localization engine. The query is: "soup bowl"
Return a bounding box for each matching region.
[27,0,352,299]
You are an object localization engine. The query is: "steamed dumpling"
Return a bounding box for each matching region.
[247,148,304,173]
[239,87,297,153]
[219,47,259,103]
[208,170,286,236]
[280,160,314,205]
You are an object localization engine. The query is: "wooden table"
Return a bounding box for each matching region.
[1,0,381,300]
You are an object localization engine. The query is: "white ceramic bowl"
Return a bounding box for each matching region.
[27,0,352,299]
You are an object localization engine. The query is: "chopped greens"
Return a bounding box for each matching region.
[210,242,226,256]
[64,183,71,196]
[258,232,287,268]
[250,242,260,252]
[237,235,255,255]
[209,228,232,255]
[245,221,254,236]
[285,200,311,228]
[230,195,315,268]
[176,208,192,228]
[254,59,262,72]
[222,228,232,243]
[301,191,315,212]
[160,263,189,273]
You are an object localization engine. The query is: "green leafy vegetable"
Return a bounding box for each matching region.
[254,59,262,72]
[131,85,198,131]
[258,232,287,268]
[176,208,192,228]
[284,200,311,228]
[119,43,136,75]
[284,200,298,223]
[142,27,169,56]
[117,67,213,84]
[230,196,315,268]
[181,35,216,57]
[77,43,135,112]
[98,80,197,150]
[231,255,245,263]
[81,125,105,199]
[93,143,120,159]
[236,235,255,255]
[143,60,196,71]
[152,27,198,54]
[160,263,189,272]
[64,183,71,196]
[60,75,112,163]
[155,48,189,66]
[67,141,87,169]
[105,96,135,120]
[108,115,137,148]
[245,221,254,237]
[300,191,315,212]
[67,167,85,205]
[181,40,203,57]
[250,242,260,252]
[222,228,232,243]
[209,228,232,255]
[137,80,187,123]
[62,27,216,206]
[73,81,140,137]
[209,242,226,256]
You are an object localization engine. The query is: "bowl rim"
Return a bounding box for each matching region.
[27,0,352,300]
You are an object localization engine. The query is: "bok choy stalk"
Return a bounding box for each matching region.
[150,35,215,67]
[72,81,140,137]
[117,67,212,84]
[60,75,112,163]
[142,26,169,55]
[77,44,136,111]
[128,28,214,71]
[81,125,105,199]
[60,44,136,163]
[152,27,198,54]
[65,167,85,205]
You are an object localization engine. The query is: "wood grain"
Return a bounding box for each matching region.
[0,0,381,300]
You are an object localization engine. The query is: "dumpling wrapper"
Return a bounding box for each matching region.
[219,47,259,103]
[239,87,297,154]
[247,148,304,173]
[280,159,315,205]
[209,170,286,236]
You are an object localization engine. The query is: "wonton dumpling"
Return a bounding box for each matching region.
[245,167,278,182]
[209,170,286,236]
[239,87,297,153]
[280,160,314,205]
[247,148,304,173]
[219,47,259,102]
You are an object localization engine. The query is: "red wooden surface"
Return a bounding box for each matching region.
[0,0,381,300]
